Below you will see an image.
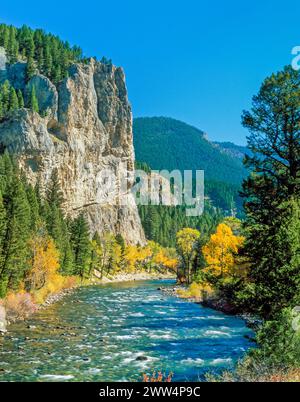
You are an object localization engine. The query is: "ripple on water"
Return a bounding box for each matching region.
[129,312,145,317]
[114,334,138,340]
[180,358,205,366]
[40,374,74,381]
[203,330,231,338]
[210,358,233,366]
[0,280,255,381]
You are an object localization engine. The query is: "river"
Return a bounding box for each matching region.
[0,280,254,381]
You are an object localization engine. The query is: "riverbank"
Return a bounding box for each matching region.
[97,271,175,284]
[159,285,300,382]
[160,285,237,313]
[159,284,261,332]
[0,271,175,332]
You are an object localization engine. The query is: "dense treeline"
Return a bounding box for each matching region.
[205,180,243,215]
[135,160,242,218]
[0,153,177,302]
[133,117,247,214]
[133,117,247,185]
[0,23,83,121]
[0,23,83,83]
[0,23,112,121]
[135,160,224,247]
[0,153,91,298]
[0,23,112,84]
[133,117,246,185]
[138,203,223,247]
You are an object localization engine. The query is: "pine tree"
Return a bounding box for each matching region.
[44,172,74,274]
[26,56,36,80]
[240,66,300,319]
[0,191,7,296]
[0,152,14,193]
[70,213,90,279]
[0,98,3,120]
[144,207,159,240]
[115,233,125,250]
[0,23,86,84]
[1,80,11,113]
[26,184,40,232]
[17,89,24,108]
[28,85,39,113]
[60,238,74,275]
[90,232,102,277]
[240,199,300,318]
[9,86,19,111]
[0,176,31,295]
[0,152,81,296]
[0,25,9,49]
[7,26,18,63]
[36,46,44,72]
[24,32,35,59]
[43,43,53,77]
[45,203,73,273]
[115,233,127,270]
[52,64,62,83]
[59,217,74,275]
[46,169,64,208]
[46,204,64,245]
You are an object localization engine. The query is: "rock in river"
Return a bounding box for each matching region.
[0,306,7,333]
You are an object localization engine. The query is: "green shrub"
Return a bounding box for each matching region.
[251,308,300,367]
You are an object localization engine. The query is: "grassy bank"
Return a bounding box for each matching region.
[208,358,300,382]
[1,276,79,325]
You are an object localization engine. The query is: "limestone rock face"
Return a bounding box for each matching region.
[26,75,58,119]
[0,61,27,89]
[0,59,145,245]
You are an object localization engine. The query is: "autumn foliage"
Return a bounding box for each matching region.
[3,291,37,321]
[176,228,200,283]
[202,223,244,278]
[124,241,177,274]
[174,221,245,305]
[27,235,60,291]
[142,372,173,382]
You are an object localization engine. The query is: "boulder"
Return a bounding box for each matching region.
[0,306,7,333]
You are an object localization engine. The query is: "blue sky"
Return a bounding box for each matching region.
[2,0,300,144]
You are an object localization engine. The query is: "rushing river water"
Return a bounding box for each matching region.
[0,280,254,381]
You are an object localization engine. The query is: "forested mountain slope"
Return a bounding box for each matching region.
[133,117,248,215]
[213,141,251,160]
[133,117,247,185]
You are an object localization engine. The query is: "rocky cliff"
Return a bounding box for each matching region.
[0,54,145,244]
